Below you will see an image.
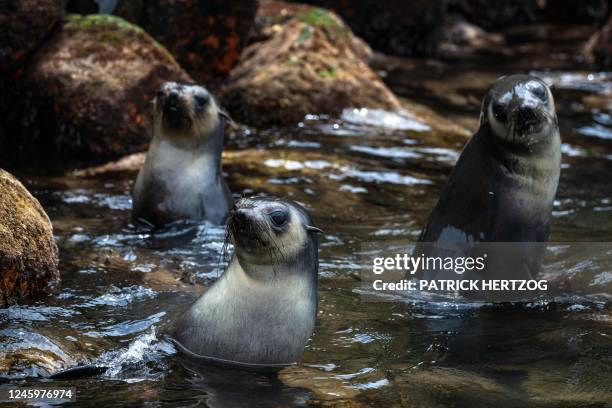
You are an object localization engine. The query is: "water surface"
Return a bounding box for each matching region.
[1,36,611,407]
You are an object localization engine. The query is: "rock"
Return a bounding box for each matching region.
[294,0,447,56]
[437,14,504,58]
[453,0,542,30]
[279,366,363,406]
[219,1,402,128]
[0,169,59,307]
[389,367,526,407]
[583,15,611,68]
[1,14,191,158]
[65,0,99,14]
[453,0,608,31]
[0,0,64,77]
[113,0,258,84]
[542,0,609,24]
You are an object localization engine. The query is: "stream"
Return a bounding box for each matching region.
[1,36,611,407]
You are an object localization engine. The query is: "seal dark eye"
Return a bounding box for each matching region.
[530,83,548,102]
[194,93,209,107]
[269,210,288,228]
[492,101,507,122]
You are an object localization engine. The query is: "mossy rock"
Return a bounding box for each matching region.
[0,169,59,306]
[219,1,400,128]
[0,0,65,77]
[1,14,191,158]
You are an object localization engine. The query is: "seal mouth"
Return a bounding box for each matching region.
[161,97,192,132]
[510,107,546,138]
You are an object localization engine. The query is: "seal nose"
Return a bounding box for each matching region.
[168,90,179,104]
[234,209,248,224]
[517,105,537,123]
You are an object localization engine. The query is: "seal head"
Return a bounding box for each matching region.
[155,82,220,140]
[481,74,558,151]
[170,197,321,368]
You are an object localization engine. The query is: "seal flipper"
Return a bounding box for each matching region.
[48,365,108,380]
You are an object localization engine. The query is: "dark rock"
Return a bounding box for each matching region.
[0,0,64,77]
[294,0,448,56]
[438,14,504,56]
[583,14,612,68]
[0,169,59,307]
[452,0,608,30]
[453,0,541,30]
[114,0,258,85]
[65,0,99,14]
[542,0,609,24]
[219,1,401,128]
[1,14,191,158]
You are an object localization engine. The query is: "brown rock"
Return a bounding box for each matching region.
[0,0,64,77]
[2,14,191,158]
[219,1,401,128]
[583,14,612,68]
[0,169,59,306]
[114,0,258,85]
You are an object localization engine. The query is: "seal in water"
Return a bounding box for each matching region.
[416,74,560,282]
[169,197,322,369]
[132,82,233,228]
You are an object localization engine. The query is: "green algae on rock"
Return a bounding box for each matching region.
[219,1,401,128]
[0,169,59,307]
[1,14,191,158]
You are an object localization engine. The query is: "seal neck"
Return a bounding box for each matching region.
[233,241,319,284]
[152,116,226,177]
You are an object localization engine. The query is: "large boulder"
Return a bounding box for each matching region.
[1,14,191,158]
[219,1,402,128]
[583,15,611,68]
[0,169,59,307]
[113,0,258,85]
[0,0,64,77]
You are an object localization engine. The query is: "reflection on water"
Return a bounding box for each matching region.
[1,45,611,407]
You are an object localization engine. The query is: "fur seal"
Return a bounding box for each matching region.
[132,82,233,227]
[417,74,561,281]
[169,197,322,369]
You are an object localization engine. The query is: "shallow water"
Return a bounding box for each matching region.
[1,44,611,406]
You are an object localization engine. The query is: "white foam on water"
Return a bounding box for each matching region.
[341,108,431,132]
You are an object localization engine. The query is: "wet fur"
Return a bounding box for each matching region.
[132,83,232,227]
[170,198,319,365]
[417,75,561,280]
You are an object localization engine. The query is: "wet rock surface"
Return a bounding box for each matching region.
[0,169,59,307]
[219,1,402,128]
[1,14,191,159]
[0,0,64,77]
[113,0,258,85]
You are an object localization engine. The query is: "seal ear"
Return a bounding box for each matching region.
[218,109,233,124]
[306,225,324,234]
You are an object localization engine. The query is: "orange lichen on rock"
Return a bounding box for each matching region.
[0,169,59,307]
